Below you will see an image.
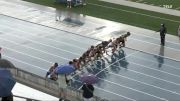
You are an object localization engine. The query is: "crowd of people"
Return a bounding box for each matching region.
[72,32,131,70]
[45,32,131,81]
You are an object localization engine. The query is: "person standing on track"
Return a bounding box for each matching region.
[157,23,167,46]
[0,47,2,59]
[177,25,180,39]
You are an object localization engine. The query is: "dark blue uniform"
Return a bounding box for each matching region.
[158,24,167,45]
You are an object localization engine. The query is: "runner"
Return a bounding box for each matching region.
[101,39,112,54]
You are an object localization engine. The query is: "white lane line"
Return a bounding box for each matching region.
[0,37,71,61]
[2,15,180,51]
[126,67,180,86]
[98,78,167,101]
[129,37,180,52]
[101,54,180,86]
[1,24,180,77]
[108,71,180,96]
[3,16,180,56]
[1,32,80,56]
[88,3,180,23]
[0,19,92,50]
[2,12,179,54]
[75,80,136,101]
[125,59,180,78]
[3,55,47,71]
[1,2,180,48]
[131,55,180,71]
[1,2,180,50]
[0,45,52,64]
[86,59,180,96]
[102,55,180,86]
[126,46,180,62]
[132,32,180,46]
[94,86,136,101]
[95,51,139,76]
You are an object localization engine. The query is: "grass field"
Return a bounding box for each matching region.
[23,0,180,35]
[127,0,180,10]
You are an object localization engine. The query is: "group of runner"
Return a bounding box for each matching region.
[45,32,131,80]
[72,32,131,70]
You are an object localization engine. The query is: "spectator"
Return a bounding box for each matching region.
[81,83,94,101]
[58,74,68,101]
[0,59,16,101]
[45,63,58,81]
[67,0,72,8]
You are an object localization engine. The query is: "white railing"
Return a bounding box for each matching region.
[9,67,108,101]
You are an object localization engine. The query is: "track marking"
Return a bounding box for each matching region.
[0,37,71,61]
[0,23,86,51]
[95,65,180,96]
[131,55,180,71]
[83,58,180,96]
[3,55,47,71]
[125,59,180,79]
[0,32,80,56]
[0,46,52,64]
[102,56,180,86]
[98,78,167,101]
[129,37,180,52]
[75,80,136,101]
[95,51,139,76]
[131,32,180,46]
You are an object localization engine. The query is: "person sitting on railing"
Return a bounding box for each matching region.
[45,62,58,81]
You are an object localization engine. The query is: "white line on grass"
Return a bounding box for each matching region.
[88,3,180,23]
[175,7,180,10]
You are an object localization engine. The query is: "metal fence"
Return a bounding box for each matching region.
[9,67,108,101]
